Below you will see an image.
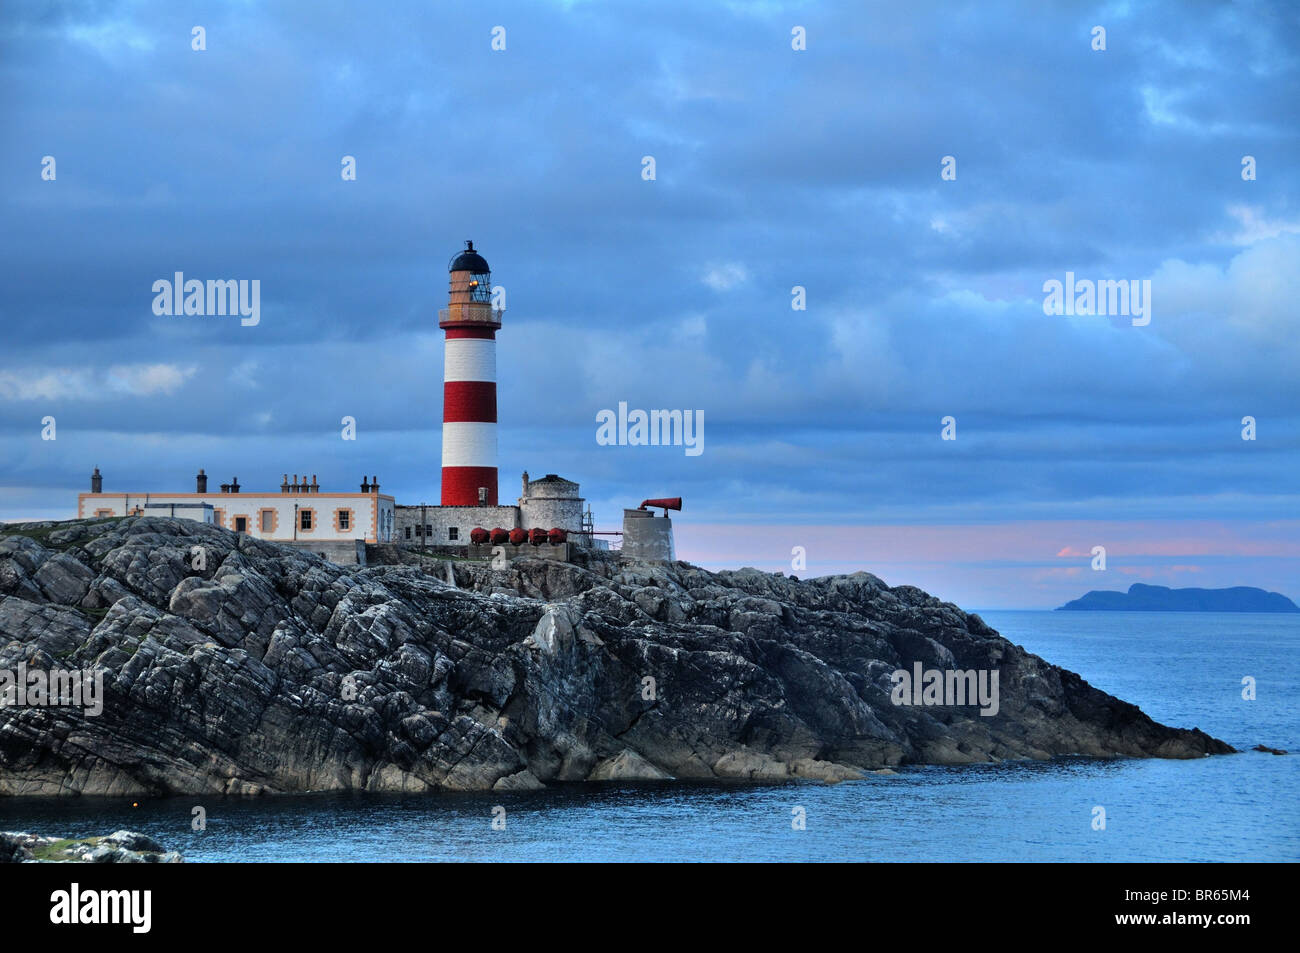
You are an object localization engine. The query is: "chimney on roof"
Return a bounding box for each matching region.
[361,476,370,493]
[196,469,208,493]
[90,467,103,493]
[230,477,240,494]
[371,476,379,494]
[311,474,319,493]
[281,474,290,494]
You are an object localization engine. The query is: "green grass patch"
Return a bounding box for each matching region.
[29,837,98,862]
[1,519,115,549]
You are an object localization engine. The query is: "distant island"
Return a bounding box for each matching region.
[1058,583,1299,612]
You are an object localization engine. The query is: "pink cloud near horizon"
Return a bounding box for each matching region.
[673,520,1300,609]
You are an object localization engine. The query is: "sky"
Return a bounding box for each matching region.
[1,0,1297,608]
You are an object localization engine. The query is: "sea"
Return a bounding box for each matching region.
[2,611,1297,862]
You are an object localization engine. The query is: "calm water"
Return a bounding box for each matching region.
[3,611,1297,861]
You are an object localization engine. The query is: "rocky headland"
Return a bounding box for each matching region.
[0,517,1232,796]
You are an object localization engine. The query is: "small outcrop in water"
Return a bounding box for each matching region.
[0,829,183,863]
[0,517,1232,796]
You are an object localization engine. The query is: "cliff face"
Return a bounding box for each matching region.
[0,517,1230,796]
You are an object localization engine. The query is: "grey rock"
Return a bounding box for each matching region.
[714,750,791,781]
[103,829,165,852]
[588,749,672,781]
[33,553,96,605]
[0,832,33,862]
[492,769,546,790]
[789,758,866,783]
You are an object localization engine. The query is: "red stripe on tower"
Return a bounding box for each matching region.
[439,241,502,506]
[441,466,499,505]
[443,381,497,423]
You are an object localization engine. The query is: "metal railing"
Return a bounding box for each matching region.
[438,305,504,325]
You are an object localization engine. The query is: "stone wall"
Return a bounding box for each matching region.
[281,539,367,566]
[394,504,519,546]
[519,497,584,532]
[366,543,468,563]
[468,541,572,562]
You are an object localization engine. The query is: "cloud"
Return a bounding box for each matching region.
[0,370,94,402]
[66,19,156,58]
[0,364,196,400]
[228,359,261,389]
[105,363,196,396]
[1152,232,1300,368]
[701,262,749,291]
[1215,205,1300,246]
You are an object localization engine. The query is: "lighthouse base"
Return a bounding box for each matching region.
[440,467,498,506]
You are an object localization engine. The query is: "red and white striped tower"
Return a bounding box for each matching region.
[439,240,502,506]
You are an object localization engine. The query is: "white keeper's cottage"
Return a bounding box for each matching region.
[79,468,396,564]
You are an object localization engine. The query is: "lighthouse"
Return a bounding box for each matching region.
[66,239,619,561]
[439,241,502,506]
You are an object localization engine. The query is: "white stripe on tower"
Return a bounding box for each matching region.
[444,339,496,382]
[442,421,497,468]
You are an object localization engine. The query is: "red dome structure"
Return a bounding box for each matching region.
[489,528,510,545]
[469,527,489,544]
[548,528,567,544]
[508,528,527,545]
